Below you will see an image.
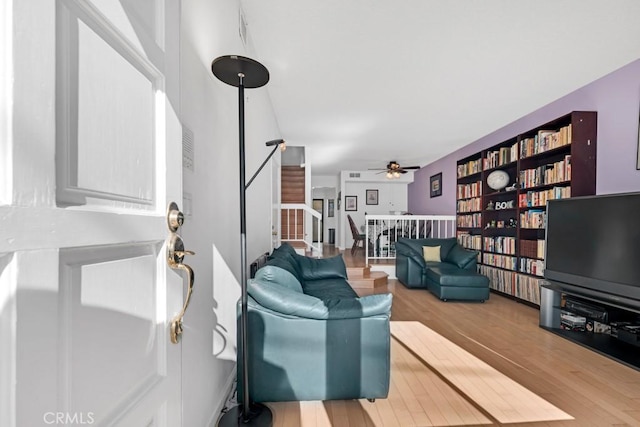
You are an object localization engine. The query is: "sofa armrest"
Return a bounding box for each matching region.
[395,239,427,269]
[249,280,392,320]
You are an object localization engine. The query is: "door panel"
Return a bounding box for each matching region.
[1,1,182,426]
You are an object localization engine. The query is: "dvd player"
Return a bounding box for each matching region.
[565,297,608,323]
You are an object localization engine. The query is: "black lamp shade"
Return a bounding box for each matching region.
[211,55,269,88]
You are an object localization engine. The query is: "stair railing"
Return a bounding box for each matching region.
[365,214,456,265]
[280,203,323,256]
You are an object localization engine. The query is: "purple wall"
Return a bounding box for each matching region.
[408,59,640,215]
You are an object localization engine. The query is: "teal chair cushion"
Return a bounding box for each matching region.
[444,245,479,269]
[254,265,303,293]
[294,253,348,281]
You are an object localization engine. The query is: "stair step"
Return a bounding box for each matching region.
[347,266,371,279]
[348,271,388,289]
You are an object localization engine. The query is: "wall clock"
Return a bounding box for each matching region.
[487,170,509,191]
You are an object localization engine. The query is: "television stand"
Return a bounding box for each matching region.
[540,282,640,371]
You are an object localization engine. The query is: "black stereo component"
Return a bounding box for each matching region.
[565,298,608,323]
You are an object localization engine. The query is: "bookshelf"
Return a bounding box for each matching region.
[455,111,597,305]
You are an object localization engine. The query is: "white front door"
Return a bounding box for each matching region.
[1,1,183,426]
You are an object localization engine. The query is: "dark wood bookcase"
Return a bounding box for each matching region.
[456,111,597,305]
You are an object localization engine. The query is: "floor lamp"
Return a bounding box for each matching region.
[212,55,279,427]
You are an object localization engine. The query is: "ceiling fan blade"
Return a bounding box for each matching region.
[403,166,421,170]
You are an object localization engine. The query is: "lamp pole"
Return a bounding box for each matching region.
[212,55,273,427]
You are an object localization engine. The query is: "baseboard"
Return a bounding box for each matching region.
[207,366,237,427]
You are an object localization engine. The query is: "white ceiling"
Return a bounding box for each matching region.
[240,0,640,176]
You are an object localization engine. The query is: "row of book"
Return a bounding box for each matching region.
[483,236,516,255]
[480,265,542,305]
[520,210,546,229]
[457,158,482,178]
[457,213,482,228]
[520,239,545,259]
[456,197,482,213]
[519,257,545,277]
[457,232,482,250]
[518,186,571,208]
[520,124,572,158]
[482,253,517,270]
[456,182,482,199]
[484,142,518,169]
[520,155,571,189]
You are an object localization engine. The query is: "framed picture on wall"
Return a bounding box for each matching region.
[345,195,357,211]
[366,189,378,205]
[430,172,442,198]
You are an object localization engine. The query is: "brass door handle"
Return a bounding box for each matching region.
[167,233,195,344]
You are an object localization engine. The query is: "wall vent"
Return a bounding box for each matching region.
[349,172,361,178]
[182,125,195,172]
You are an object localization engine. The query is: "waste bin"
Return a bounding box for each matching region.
[328,228,335,245]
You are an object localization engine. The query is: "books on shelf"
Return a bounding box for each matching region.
[484,142,518,169]
[518,186,571,208]
[457,182,482,199]
[456,112,596,306]
[483,236,516,255]
[480,265,542,305]
[457,158,482,178]
[519,209,546,229]
[457,197,482,213]
[520,155,571,189]
[519,257,545,277]
[519,239,545,259]
[482,253,517,270]
[457,213,482,228]
[520,124,572,158]
[457,232,482,250]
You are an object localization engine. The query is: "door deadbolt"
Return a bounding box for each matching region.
[167,201,184,232]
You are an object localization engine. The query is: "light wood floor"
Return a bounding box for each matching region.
[267,246,640,426]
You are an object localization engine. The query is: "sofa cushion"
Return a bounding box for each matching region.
[422,245,441,262]
[302,278,358,299]
[254,265,303,293]
[265,256,303,283]
[398,238,458,260]
[248,280,392,319]
[294,253,348,281]
[444,245,478,269]
[426,267,489,288]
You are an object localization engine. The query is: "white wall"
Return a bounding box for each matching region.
[311,175,339,244]
[180,1,281,425]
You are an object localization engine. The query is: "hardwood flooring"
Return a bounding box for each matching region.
[267,246,640,426]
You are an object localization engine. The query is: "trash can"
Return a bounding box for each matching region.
[328,228,335,245]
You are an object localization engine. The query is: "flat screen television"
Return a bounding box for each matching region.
[545,192,640,306]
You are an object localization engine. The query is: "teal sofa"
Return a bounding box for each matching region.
[238,243,392,403]
[395,237,489,302]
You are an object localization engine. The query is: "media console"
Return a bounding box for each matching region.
[540,281,640,371]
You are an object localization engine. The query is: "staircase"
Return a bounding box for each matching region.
[346,266,388,289]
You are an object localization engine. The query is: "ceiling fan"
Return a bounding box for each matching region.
[370,161,421,178]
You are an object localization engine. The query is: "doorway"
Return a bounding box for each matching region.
[312,198,324,242]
